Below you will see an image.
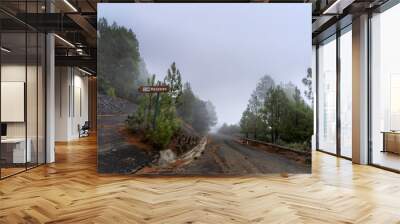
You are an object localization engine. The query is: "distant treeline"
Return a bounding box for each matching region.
[219,72,313,151]
[218,123,241,136]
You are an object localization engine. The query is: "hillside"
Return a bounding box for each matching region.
[97,93,137,115]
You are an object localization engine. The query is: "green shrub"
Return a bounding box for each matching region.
[106,87,116,97]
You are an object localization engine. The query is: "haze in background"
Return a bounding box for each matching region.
[99,3,311,127]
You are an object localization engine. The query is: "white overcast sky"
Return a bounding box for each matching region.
[99,3,311,127]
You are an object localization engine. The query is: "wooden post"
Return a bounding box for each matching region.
[152,92,160,129]
[138,85,169,130]
[147,93,153,129]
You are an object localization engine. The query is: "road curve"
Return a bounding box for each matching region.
[176,134,310,175]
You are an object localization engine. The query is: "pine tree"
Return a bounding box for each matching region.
[240,107,252,139]
[149,93,180,148]
[262,86,289,144]
[164,62,183,105]
[178,82,196,124]
[302,68,313,104]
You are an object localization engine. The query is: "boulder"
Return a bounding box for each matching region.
[158,149,176,167]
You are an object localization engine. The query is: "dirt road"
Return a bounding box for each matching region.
[175,134,310,175]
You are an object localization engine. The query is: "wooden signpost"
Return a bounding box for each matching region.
[138,85,170,129]
[138,86,169,93]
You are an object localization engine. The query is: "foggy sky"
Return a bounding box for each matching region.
[99,3,311,127]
